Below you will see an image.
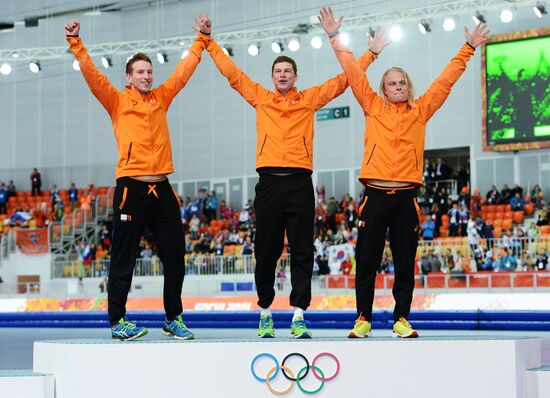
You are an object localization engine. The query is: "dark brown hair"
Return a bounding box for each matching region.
[271,56,297,74]
[126,53,152,74]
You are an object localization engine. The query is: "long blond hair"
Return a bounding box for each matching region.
[378,67,415,106]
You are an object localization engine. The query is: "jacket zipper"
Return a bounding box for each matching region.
[126,142,133,166]
[259,134,267,156]
[414,149,418,171]
[366,144,376,165]
[303,137,310,159]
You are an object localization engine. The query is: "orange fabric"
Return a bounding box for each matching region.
[358,196,368,215]
[119,187,128,210]
[67,33,211,179]
[147,184,158,199]
[331,38,475,185]
[206,38,377,171]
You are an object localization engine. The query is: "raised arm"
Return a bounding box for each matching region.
[156,14,212,109]
[65,20,120,116]
[319,7,390,114]
[418,23,490,121]
[204,21,268,107]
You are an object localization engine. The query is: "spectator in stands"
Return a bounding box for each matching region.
[467,217,480,250]
[458,186,470,208]
[527,223,540,240]
[315,201,326,237]
[482,221,495,240]
[499,248,517,272]
[470,188,483,218]
[531,185,544,208]
[486,185,500,205]
[421,216,435,241]
[68,183,79,211]
[536,251,548,271]
[189,215,200,240]
[457,161,470,193]
[500,184,512,204]
[536,207,549,226]
[326,197,338,233]
[316,185,326,203]
[434,158,453,181]
[0,183,7,215]
[510,192,525,211]
[479,249,494,271]
[6,180,16,199]
[458,203,470,236]
[435,187,449,213]
[520,251,534,271]
[340,193,355,214]
[30,168,42,197]
[512,184,524,198]
[423,159,434,182]
[239,203,251,227]
[219,200,234,220]
[51,185,61,209]
[187,196,202,220]
[344,202,358,230]
[204,190,218,224]
[447,202,459,237]
[416,186,431,215]
[241,236,254,255]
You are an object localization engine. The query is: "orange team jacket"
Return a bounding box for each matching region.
[206,37,377,171]
[67,34,211,179]
[330,37,475,186]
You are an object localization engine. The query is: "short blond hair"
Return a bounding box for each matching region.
[378,67,415,106]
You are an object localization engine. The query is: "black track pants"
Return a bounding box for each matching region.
[354,185,420,322]
[254,174,314,310]
[108,177,185,325]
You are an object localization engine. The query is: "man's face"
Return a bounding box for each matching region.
[383,71,409,103]
[126,60,153,95]
[272,62,298,95]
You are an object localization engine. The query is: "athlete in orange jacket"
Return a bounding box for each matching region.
[65,16,212,341]
[203,16,386,338]
[319,7,490,338]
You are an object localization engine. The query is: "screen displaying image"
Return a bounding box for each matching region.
[482,30,550,151]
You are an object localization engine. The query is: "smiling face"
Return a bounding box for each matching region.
[272,61,298,95]
[126,60,153,95]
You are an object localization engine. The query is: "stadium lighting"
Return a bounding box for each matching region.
[72,60,80,71]
[29,61,41,73]
[222,46,234,57]
[0,63,12,75]
[101,56,112,68]
[442,18,456,31]
[288,38,300,52]
[339,32,350,46]
[472,12,486,25]
[247,43,260,56]
[500,8,514,23]
[418,20,431,34]
[271,40,283,54]
[534,2,547,17]
[310,36,323,49]
[389,26,402,41]
[156,51,168,64]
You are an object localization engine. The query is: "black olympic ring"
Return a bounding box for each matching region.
[281,352,309,381]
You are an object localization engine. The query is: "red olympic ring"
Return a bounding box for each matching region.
[311,352,340,381]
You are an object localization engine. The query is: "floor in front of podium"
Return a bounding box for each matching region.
[2,328,550,369]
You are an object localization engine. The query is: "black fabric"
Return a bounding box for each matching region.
[355,186,419,322]
[254,173,314,310]
[108,177,185,325]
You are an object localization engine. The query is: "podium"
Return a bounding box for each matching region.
[32,336,541,398]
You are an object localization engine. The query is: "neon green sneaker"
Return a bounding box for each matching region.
[392,317,419,338]
[258,314,275,338]
[290,317,312,339]
[348,315,372,338]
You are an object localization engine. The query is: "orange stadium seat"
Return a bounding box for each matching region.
[502,219,513,230]
[496,204,506,212]
[492,219,503,228]
[524,203,535,215]
[513,211,524,224]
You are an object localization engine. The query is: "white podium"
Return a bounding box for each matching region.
[0,370,54,398]
[33,336,541,398]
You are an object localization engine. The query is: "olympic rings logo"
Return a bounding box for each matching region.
[250,352,340,395]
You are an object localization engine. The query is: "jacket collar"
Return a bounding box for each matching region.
[273,86,299,103]
[124,85,153,101]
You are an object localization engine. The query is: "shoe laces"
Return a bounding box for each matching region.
[354,316,367,327]
[119,318,136,329]
[174,315,188,330]
[398,317,411,328]
[293,318,307,330]
[260,315,272,328]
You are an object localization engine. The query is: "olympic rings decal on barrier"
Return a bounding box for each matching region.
[250,352,340,395]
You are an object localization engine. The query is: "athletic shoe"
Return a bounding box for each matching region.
[290,317,312,339]
[392,317,419,338]
[162,314,195,340]
[258,314,275,338]
[348,315,372,338]
[111,317,148,341]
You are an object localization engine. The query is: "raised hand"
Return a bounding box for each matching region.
[318,7,343,37]
[192,13,212,35]
[64,20,80,36]
[465,23,490,48]
[367,29,391,54]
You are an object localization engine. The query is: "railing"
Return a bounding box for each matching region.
[51,254,292,279]
[322,271,550,291]
[424,178,458,197]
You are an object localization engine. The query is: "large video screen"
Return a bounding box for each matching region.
[482,29,550,152]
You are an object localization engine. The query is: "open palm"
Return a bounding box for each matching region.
[318,7,343,37]
[465,23,490,48]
